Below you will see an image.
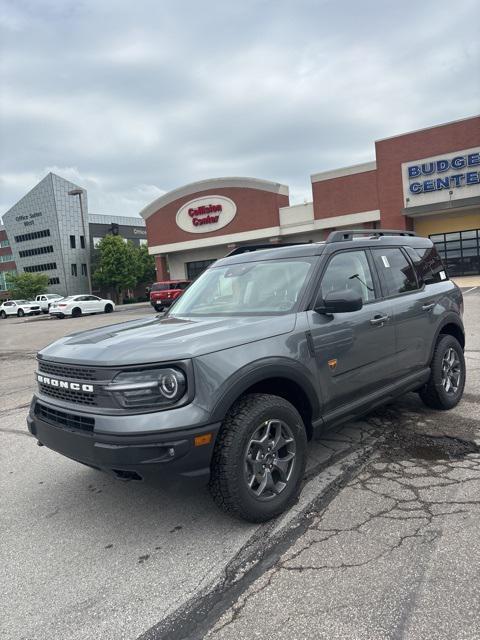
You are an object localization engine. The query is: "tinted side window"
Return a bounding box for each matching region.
[404,246,446,285]
[320,250,376,303]
[372,248,418,296]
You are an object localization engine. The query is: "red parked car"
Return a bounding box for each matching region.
[149,280,191,312]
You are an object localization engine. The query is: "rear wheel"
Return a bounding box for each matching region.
[17,309,25,317]
[0,310,6,319]
[104,304,113,314]
[419,334,465,410]
[209,393,307,522]
[71,307,82,318]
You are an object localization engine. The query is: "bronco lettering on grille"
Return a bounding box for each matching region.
[37,374,94,393]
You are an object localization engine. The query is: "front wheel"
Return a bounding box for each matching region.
[17,309,25,317]
[419,334,465,410]
[209,393,307,522]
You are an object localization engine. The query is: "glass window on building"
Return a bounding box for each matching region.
[139,239,148,246]
[430,229,480,276]
[186,259,217,280]
[71,263,78,276]
[93,237,103,248]
[0,239,10,248]
[70,235,76,249]
[80,235,85,249]
[81,263,87,276]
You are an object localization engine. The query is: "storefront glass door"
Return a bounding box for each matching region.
[430,229,480,276]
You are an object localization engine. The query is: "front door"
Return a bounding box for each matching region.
[307,249,397,415]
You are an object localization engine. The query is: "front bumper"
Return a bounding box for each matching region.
[27,398,220,483]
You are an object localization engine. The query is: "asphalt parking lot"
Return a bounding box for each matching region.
[1,291,480,640]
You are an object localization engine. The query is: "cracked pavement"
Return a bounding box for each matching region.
[202,291,480,640]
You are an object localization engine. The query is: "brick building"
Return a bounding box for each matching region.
[142,115,480,279]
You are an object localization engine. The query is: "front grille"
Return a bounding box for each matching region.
[39,383,97,406]
[35,402,95,433]
[38,360,97,381]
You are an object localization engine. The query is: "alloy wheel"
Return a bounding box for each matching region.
[244,418,296,501]
[441,347,462,394]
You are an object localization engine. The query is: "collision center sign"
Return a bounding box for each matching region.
[176,196,237,234]
[402,147,480,208]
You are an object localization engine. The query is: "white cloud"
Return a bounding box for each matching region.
[1,0,479,217]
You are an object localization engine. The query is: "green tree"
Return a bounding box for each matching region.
[5,272,49,299]
[135,244,156,286]
[92,235,138,303]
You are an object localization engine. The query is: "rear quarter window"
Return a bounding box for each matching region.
[404,246,447,285]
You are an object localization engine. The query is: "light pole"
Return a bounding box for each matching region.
[68,188,92,294]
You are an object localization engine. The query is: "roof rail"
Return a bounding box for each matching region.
[226,242,307,256]
[326,229,417,243]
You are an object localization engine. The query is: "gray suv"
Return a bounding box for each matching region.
[28,230,465,522]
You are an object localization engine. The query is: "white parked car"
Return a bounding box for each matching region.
[0,299,42,318]
[35,293,64,313]
[49,295,115,318]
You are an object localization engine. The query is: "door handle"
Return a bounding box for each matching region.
[370,314,389,326]
[422,303,435,312]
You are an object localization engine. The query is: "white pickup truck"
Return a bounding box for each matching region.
[35,294,64,313]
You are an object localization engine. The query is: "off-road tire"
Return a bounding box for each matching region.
[209,393,307,522]
[419,334,465,410]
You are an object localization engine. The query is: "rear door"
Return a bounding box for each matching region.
[307,248,397,415]
[370,247,433,376]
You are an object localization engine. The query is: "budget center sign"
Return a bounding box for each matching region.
[402,147,480,207]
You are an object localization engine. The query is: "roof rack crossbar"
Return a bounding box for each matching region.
[226,242,308,256]
[326,229,417,243]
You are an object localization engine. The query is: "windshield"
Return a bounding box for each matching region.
[16,300,29,304]
[169,258,315,316]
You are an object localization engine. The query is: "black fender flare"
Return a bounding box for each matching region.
[209,357,322,424]
[428,313,465,362]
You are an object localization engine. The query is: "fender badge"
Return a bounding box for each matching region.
[328,358,337,371]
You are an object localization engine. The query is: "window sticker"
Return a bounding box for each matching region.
[439,270,446,280]
[381,255,390,268]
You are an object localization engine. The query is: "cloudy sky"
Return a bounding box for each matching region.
[1,0,479,220]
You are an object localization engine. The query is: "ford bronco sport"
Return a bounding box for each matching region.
[28,230,465,522]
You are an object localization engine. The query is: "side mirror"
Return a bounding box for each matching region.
[315,289,363,314]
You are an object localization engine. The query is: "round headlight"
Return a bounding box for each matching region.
[159,372,179,399]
